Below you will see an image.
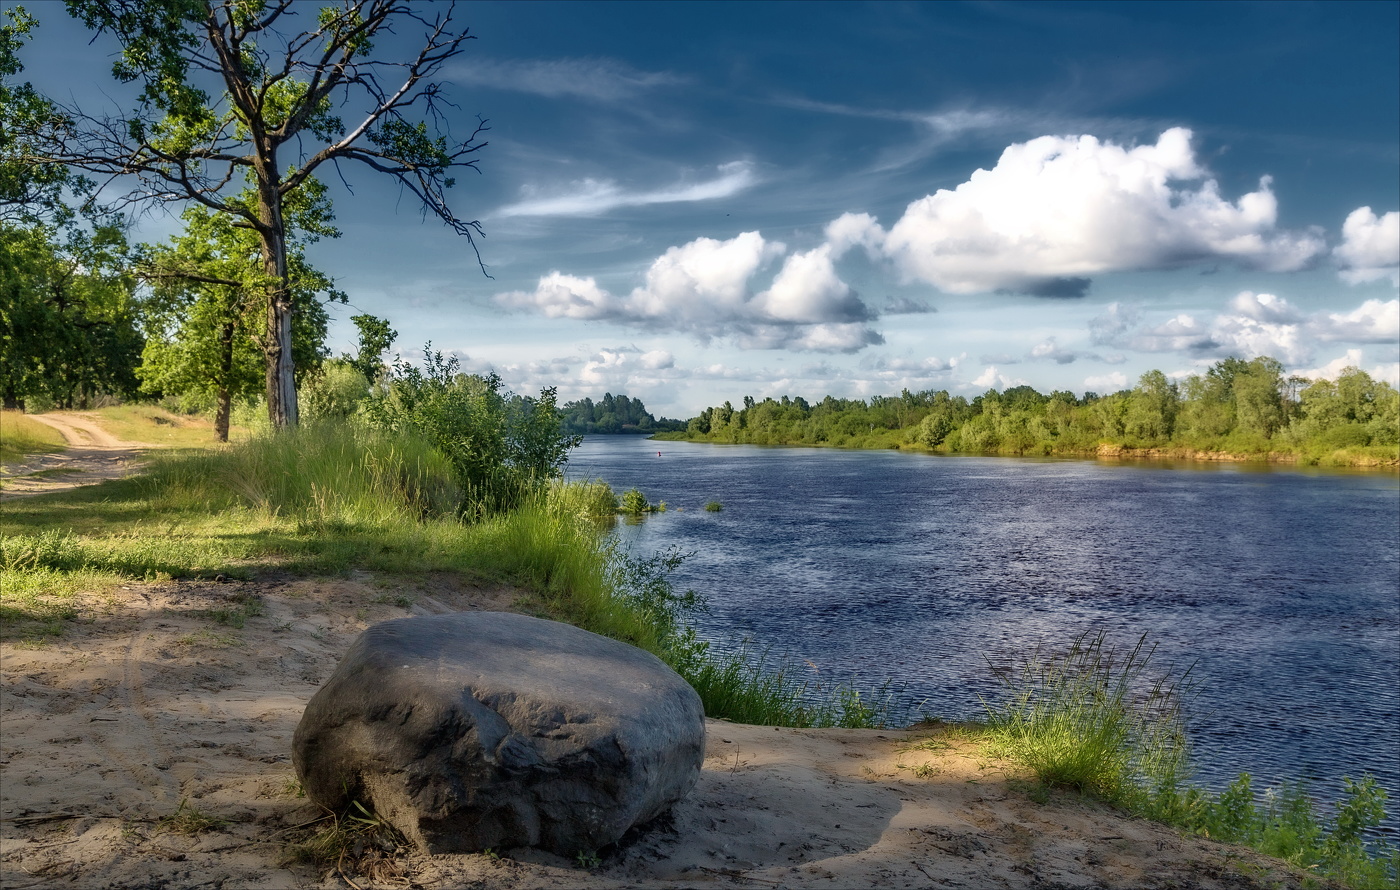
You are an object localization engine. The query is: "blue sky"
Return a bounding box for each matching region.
[18,1,1400,418]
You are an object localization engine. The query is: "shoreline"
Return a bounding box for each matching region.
[649,432,1400,470]
[0,574,1329,890]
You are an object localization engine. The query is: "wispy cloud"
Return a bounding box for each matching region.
[450,57,684,102]
[496,161,758,218]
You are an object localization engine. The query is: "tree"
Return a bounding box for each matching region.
[348,313,396,384]
[0,220,143,410]
[1125,370,1180,441]
[23,0,488,428]
[139,179,342,440]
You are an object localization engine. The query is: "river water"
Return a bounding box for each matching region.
[565,436,1400,829]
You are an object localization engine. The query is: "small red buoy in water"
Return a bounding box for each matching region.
[657,451,662,457]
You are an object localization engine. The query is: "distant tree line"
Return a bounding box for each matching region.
[560,393,686,435]
[662,357,1400,466]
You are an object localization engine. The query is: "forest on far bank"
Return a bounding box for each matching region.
[656,357,1400,467]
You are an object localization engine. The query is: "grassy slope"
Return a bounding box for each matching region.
[0,409,67,462]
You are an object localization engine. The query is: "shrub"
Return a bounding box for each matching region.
[364,347,580,516]
[704,500,723,512]
[619,487,650,515]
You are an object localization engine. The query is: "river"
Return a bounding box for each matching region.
[564,436,1400,831]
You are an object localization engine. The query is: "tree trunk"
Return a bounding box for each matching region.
[256,162,297,430]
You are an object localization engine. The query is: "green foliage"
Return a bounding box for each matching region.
[673,358,1400,466]
[365,347,581,517]
[347,313,396,384]
[1,221,143,409]
[619,487,650,515]
[982,630,1398,889]
[301,360,371,422]
[982,630,1193,801]
[704,500,723,512]
[560,392,685,434]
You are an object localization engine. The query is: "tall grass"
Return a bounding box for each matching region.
[982,629,1398,889]
[0,410,66,461]
[3,420,884,726]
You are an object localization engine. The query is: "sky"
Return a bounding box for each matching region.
[16,0,1400,418]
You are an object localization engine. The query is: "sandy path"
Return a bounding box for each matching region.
[0,575,1321,890]
[0,413,150,500]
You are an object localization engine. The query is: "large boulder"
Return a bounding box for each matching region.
[292,611,705,856]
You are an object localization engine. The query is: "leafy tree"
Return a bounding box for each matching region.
[138,180,343,440]
[348,313,396,385]
[21,0,489,428]
[0,8,68,223]
[1126,370,1180,441]
[0,220,142,410]
[1232,357,1285,440]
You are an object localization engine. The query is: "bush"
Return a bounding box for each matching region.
[619,487,650,515]
[704,500,723,512]
[364,347,580,517]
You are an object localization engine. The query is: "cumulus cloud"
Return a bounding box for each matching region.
[825,212,886,260]
[1084,372,1129,391]
[1314,299,1400,342]
[870,128,1323,295]
[497,161,757,217]
[1090,293,1400,369]
[1335,207,1400,285]
[973,365,1027,389]
[451,58,683,102]
[495,232,883,353]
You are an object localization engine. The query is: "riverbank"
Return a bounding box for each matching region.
[651,430,1400,469]
[0,573,1330,890]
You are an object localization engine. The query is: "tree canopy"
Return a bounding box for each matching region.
[15,0,488,427]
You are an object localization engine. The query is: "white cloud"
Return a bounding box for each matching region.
[973,365,1027,389]
[1029,337,1078,364]
[877,128,1324,294]
[1335,207,1400,285]
[497,161,757,218]
[639,349,675,370]
[452,58,683,101]
[496,232,883,353]
[1089,292,1399,370]
[1084,372,1129,391]
[1296,350,1400,387]
[495,271,618,319]
[825,212,886,260]
[1314,299,1400,342]
[1208,292,1312,365]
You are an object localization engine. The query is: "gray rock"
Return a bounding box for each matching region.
[292,611,705,855]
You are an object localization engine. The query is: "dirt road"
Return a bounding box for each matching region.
[0,412,150,500]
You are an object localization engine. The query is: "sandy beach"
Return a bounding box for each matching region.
[0,570,1327,890]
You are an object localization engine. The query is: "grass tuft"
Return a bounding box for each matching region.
[981,629,1398,889]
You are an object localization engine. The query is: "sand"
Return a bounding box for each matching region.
[0,574,1325,890]
[1,417,1324,889]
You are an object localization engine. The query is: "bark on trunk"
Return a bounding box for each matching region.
[256,160,297,430]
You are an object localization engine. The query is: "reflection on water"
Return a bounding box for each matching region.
[566,437,1400,831]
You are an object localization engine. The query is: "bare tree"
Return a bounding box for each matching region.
[25,0,487,427]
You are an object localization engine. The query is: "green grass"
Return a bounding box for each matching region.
[980,629,1398,889]
[0,420,884,726]
[0,409,67,462]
